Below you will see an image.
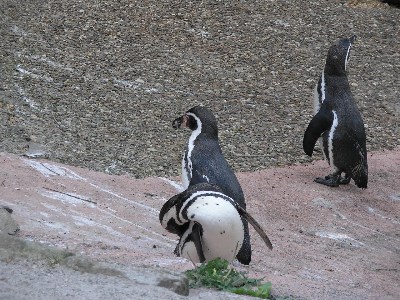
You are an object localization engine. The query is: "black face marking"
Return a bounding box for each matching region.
[186,114,198,131]
[190,214,195,219]
[185,106,219,137]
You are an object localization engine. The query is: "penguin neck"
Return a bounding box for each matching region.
[189,123,219,146]
[324,72,350,89]
[324,61,346,77]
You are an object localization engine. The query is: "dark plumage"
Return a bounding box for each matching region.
[172,106,252,264]
[303,36,368,189]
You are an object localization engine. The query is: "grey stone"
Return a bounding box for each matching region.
[0,206,19,235]
[0,233,190,297]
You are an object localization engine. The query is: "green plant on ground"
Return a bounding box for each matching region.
[185,258,272,299]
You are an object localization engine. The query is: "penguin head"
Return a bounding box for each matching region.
[172,106,218,138]
[325,35,356,76]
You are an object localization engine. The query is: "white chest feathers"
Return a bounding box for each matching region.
[177,194,244,263]
[328,110,339,173]
[181,113,202,189]
[313,72,326,114]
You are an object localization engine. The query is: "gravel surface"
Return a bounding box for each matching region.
[1,0,399,178]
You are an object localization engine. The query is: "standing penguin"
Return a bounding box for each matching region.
[303,35,368,188]
[159,183,273,264]
[172,106,252,264]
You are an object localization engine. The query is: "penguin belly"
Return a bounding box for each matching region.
[179,196,244,263]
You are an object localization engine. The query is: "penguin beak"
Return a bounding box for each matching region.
[172,115,189,129]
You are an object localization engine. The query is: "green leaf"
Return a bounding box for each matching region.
[185,258,273,299]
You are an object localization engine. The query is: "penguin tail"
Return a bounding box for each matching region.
[352,164,368,189]
[354,172,368,189]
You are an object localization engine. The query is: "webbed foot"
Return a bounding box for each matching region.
[314,174,340,187]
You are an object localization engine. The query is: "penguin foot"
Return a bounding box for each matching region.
[339,175,351,185]
[316,174,350,186]
[314,175,340,187]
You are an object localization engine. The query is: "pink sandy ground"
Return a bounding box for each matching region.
[1,149,399,299]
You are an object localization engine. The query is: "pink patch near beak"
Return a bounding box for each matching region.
[182,115,189,128]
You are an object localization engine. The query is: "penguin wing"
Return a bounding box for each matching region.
[191,222,206,263]
[303,106,333,157]
[236,205,273,250]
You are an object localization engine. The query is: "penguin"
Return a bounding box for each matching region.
[303,35,368,188]
[159,182,273,264]
[172,106,252,264]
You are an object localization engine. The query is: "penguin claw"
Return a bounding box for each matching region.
[321,174,351,185]
[314,176,340,187]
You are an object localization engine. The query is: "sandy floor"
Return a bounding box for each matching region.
[1,149,399,299]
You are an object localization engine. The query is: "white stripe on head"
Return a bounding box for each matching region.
[182,112,202,187]
[345,44,352,71]
[328,111,339,173]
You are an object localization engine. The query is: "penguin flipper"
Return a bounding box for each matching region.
[191,222,206,263]
[236,205,273,250]
[303,107,333,156]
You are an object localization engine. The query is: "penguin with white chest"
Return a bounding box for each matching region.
[303,35,368,188]
[172,106,252,264]
[159,183,273,263]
